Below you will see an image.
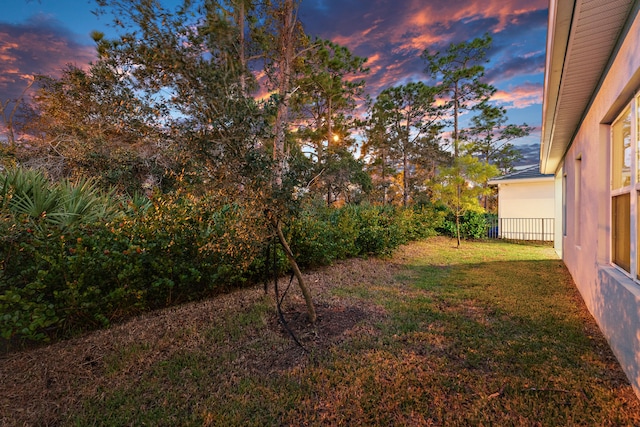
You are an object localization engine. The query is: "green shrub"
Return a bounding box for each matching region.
[395,205,443,241]
[460,211,489,239]
[1,174,443,343]
[351,205,400,256]
[0,185,270,342]
[288,204,438,262]
[439,210,490,240]
[288,210,341,267]
[1,168,115,230]
[288,204,359,267]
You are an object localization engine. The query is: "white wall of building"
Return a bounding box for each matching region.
[497,180,555,219]
[495,179,555,241]
[560,9,640,398]
[554,170,564,258]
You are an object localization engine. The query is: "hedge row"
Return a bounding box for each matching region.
[1,190,442,342]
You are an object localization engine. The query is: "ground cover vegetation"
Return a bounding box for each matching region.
[1,238,639,425]
[0,167,438,342]
[1,0,530,342]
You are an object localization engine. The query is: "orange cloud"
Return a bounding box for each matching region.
[304,0,547,103]
[350,0,546,51]
[448,0,547,32]
[493,83,543,109]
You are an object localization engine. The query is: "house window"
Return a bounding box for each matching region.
[612,106,631,190]
[611,99,637,275]
[612,192,630,271]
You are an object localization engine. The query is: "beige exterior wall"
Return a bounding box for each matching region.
[495,178,555,241]
[554,170,563,258]
[559,8,640,398]
[497,180,554,219]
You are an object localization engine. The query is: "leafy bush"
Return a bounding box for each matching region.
[351,205,401,256]
[289,203,441,265]
[0,178,270,341]
[1,171,443,343]
[439,210,490,240]
[395,205,444,241]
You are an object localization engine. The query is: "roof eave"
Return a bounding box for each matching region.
[539,0,636,175]
[540,0,575,175]
[488,176,555,186]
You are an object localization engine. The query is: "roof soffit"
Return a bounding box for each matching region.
[540,0,635,174]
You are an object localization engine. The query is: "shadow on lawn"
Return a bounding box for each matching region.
[3,241,640,426]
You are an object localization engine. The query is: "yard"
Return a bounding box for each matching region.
[2,237,639,425]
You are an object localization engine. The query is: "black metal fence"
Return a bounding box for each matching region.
[485,217,554,242]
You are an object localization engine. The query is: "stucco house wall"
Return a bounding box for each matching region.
[488,169,555,241]
[495,179,554,219]
[542,0,640,398]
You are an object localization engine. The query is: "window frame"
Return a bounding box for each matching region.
[610,94,639,278]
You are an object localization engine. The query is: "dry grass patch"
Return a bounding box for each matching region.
[1,236,640,426]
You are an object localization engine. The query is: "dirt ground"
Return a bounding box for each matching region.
[0,255,399,426]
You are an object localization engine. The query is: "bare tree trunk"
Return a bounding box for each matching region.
[270,0,316,324]
[325,95,333,207]
[453,82,461,247]
[236,0,246,95]
[403,149,409,207]
[453,83,459,158]
[456,184,461,248]
[382,149,387,205]
[483,152,490,210]
[273,103,288,188]
[273,218,317,323]
[327,96,332,142]
[272,0,295,188]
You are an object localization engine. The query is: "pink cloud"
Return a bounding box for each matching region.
[0,20,96,102]
[332,0,547,54]
[493,83,543,109]
[302,0,548,105]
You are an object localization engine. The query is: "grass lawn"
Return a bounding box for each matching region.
[2,236,639,425]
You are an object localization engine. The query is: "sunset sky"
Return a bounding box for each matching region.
[1,0,548,163]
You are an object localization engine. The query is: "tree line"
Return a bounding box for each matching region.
[2,0,529,210]
[0,0,531,336]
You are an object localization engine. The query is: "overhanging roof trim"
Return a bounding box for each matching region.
[488,166,554,185]
[540,0,635,174]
